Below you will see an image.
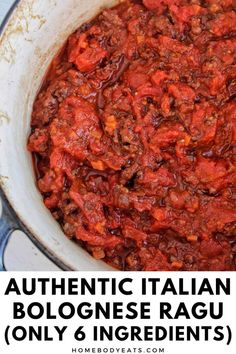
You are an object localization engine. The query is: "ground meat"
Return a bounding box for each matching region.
[28,0,236,271]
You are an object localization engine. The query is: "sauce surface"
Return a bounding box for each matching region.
[28,0,236,271]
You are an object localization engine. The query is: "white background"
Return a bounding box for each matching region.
[0,0,14,23]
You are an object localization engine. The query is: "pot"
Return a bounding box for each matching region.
[0,0,119,271]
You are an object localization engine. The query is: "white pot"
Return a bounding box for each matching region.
[0,0,119,271]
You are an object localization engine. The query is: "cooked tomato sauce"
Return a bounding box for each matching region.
[28,0,236,271]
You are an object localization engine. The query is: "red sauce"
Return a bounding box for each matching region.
[28,0,236,271]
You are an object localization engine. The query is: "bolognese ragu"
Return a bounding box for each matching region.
[28,0,236,270]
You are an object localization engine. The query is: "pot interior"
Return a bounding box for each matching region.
[0,0,119,270]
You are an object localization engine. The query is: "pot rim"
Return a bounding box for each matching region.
[0,0,73,271]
